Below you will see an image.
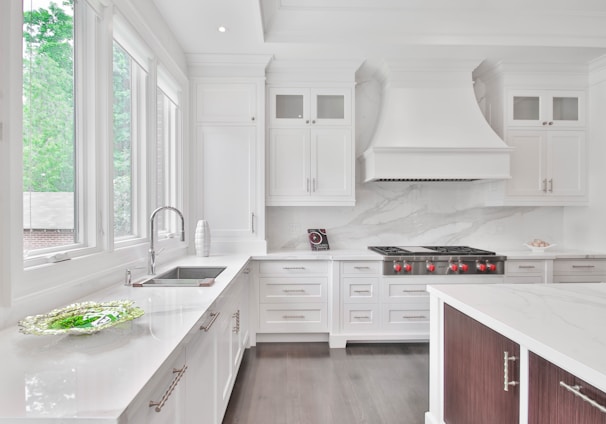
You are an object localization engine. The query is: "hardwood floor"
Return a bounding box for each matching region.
[223,342,429,424]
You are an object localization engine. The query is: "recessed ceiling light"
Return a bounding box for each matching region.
[218,26,228,33]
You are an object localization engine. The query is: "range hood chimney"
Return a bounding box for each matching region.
[360,59,512,182]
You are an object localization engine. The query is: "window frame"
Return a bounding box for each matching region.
[8,0,187,301]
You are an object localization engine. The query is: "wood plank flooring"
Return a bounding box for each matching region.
[222,342,429,424]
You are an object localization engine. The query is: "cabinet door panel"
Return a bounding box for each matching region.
[444,304,520,424]
[196,83,256,123]
[267,128,310,197]
[529,352,606,424]
[198,125,255,239]
[311,128,352,198]
[506,131,546,197]
[548,131,585,196]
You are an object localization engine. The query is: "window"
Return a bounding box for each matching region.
[155,74,182,236]
[22,0,77,256]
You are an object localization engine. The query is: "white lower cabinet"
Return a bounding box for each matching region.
[126,265,250,424]
[255,260,329,334]
[125,347,188,424]
[552,259,606,284]
[505,259,549,284]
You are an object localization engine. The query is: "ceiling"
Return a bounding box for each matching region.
[151,0,606,66]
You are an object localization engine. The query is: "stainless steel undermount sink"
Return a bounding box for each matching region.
[133,266,226,287]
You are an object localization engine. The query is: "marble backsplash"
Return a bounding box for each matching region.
[266,180,564,252]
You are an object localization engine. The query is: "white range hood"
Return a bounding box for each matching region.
[360,59,512,182]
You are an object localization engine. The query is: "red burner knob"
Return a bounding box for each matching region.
[476,262,487,272]
[394,262,403,273]
[459,263,469,272]
[403,262,412,272]
[487,263,497,272]
[426,262,436,273]
[449,263,458,272]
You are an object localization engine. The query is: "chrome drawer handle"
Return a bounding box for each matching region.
[353,266,371,270]
[200,312,220,332]
[149,365,188,412]
[402,315,426,319]
[503,351,518,391]
[402,289,426,293]
[518,265,536,269]
[282,315,305,319]
[572,265,596,269]
[353,316,371,319]
[283,266,306,270]
[353,290,371,293]
[560,381,606,413]
[283,289,306,293]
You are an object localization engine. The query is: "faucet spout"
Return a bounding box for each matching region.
[149,206,185,275]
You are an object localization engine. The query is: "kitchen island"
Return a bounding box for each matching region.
[425,282,606,424]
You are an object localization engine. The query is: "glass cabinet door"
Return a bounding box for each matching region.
[275,94,304,119]
[508,90,584,127]
[311,88,351,126]
[269,88,310,126]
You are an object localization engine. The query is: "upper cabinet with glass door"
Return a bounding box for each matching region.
[507,89,585,128]
[269,88,352,127]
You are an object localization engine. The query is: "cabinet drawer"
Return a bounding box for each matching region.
[258,303,327,332]
[342,304,380,332]
[554,259,606,274]
[382,283,428,302]
[506,260,545,275]
[258,260,328,276]
[342,277,379,303]
[382,305,430,335]
[259,277,326,303]
[341,261,381,275]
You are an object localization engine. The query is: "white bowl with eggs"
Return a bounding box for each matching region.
[524,239,555,253]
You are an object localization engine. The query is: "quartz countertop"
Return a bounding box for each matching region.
[252,249,383,261]
[0,254,250,423]
[495,248,606,260]
[427,282,606,393]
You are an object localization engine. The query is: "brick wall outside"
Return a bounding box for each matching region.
[23,230,75,250]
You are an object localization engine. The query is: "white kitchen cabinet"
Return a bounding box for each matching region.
[125,347,187,424]
[193,79,266,253]
[268,87,351,127]
[267,127,353,205]
[255,260,329,334]
[504,130,585,203]
[507,89,585,128]
[505,259,548,284]
[266,84,355,206]
[552,259,606,284]
[185,310,219,424]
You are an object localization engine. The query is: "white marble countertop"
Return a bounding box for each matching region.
[253,249,383,261]
[495,248,606,260]
[0,254,250,423]
[427,283,606,392]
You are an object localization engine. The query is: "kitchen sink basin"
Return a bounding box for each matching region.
[132,266,226,287]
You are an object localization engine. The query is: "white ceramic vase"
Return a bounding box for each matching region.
[194,220,210,257]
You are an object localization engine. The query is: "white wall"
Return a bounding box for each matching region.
[563,57,606,251]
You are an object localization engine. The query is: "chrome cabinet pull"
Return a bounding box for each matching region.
[560,381,606,413]
[232,310,240,334]
[518,265,536,269]
[503,351,518,391]
[353,315,371,320]
[353,290,371,293]
[542,179,548,193]
[548,178,553,192]
[251,212,255,233]
[402,289,426,293]
[353,266,371,270]
[251,116,255,121]
[149,365,187,412]
[282,289,306,293]
[283,315,305,319]
[200,312,220,332]
[572,265,596,269]
[403,315,426,319]
[307,178,310,192]
[312,178,316,192]
[283,266,306,270]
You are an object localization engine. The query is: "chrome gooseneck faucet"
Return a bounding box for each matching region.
[149,206,185,275]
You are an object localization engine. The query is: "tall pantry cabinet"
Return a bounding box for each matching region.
[190,55,271,254]
[474,62,589,206]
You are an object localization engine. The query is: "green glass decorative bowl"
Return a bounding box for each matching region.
[18,300,145,335]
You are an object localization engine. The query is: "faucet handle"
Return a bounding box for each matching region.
[125,269,132,286]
